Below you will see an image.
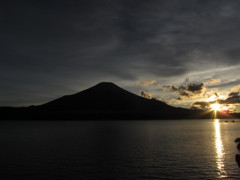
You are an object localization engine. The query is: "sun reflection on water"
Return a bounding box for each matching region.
[214,119,227,178]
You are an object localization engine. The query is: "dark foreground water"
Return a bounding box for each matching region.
[0,119,240,179]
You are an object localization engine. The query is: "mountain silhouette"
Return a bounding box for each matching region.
[0,82,234,120]
[40,82,175,112]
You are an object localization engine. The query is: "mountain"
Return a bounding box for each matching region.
[0,82,219,120]
[40,82,175,112]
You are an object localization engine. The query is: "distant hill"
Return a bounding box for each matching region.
[0,82,236,120]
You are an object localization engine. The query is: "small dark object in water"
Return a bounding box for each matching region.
[236,154,240,167]
[235,138,240,143]
[232,120,235,122]
[225,121,228,122]
[238,143,240,151]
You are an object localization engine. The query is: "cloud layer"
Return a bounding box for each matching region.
[0,0,240,106]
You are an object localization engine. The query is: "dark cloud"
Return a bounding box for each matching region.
[191,101,210,110]
[229,92,239,97]
[1,0,240,106]
[183,83,205,94]
[220,91,240,104]
[160,83,206,100]
[178,83,206,99]
[214,92,220,98]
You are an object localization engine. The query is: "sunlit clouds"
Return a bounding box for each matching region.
[140,90,152,99]
[136,80,156,87]
[137,79,240,112]
[207,79,222,84]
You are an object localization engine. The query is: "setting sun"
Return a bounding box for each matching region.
[210,103,222,111]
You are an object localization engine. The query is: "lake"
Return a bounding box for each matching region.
[0,119,239,179]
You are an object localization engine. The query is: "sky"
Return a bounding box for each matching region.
[1,0,240,111]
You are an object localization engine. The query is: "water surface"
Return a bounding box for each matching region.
[0,119,239,179]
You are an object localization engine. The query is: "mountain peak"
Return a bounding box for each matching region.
[88,82,123,92]
[97,82,115,85]
[95,82,119,88]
